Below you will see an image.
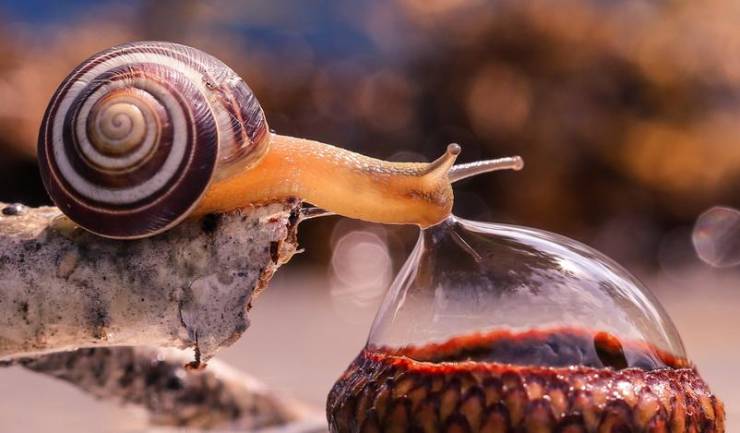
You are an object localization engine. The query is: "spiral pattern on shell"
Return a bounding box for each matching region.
[38,41,268,239]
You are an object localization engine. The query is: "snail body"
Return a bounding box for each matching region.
[38,41,463,239]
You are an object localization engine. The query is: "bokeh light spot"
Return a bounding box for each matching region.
[330,230,393,322]
[692,206,740,268]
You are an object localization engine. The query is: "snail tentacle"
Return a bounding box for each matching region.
[448,155,524,183]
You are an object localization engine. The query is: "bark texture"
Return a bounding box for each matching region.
[16,346,326,431]
[0,200,301,362]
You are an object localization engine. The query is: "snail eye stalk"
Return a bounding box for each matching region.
[448,155,524,183]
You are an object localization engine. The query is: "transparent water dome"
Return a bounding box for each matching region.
[368,216,687,370]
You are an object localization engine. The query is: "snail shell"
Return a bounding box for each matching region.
[38,41,268,239]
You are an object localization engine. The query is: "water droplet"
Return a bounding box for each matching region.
[367,215,686,369]
[692,206,740,268]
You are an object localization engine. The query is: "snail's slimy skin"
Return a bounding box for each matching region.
[327,328,725,433]
[38,41,469,239]
[197,136,460,228]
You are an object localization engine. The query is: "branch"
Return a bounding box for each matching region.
[15,346,326,432]
[0,200,301,362]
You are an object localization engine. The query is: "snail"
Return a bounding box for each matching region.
[37,41,522,239]
[327,216,725,433]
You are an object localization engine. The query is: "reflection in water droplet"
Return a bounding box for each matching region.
[593,331,628,370]
[692,206,740,268]
[367,215,687,370]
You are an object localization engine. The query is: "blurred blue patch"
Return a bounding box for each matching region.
[0,0,375,60]
[0,0,138,23]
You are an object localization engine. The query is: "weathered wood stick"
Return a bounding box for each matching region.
[0,200,301,362]
[15,346,326,432]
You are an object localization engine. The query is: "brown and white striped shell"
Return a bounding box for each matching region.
[38,41,269,239]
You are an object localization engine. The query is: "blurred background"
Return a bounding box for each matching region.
[0,0,738,431]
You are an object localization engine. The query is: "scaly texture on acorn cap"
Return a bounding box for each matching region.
[327,349,724,433]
